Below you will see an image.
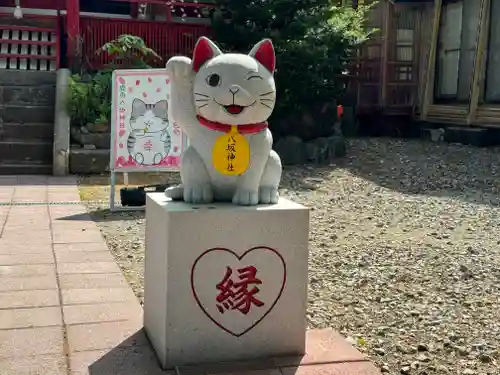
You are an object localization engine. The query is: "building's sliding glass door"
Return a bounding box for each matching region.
[484,0,500,102]
[435,0,481,102]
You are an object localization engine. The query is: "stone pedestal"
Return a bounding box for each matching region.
[143,193,310,369]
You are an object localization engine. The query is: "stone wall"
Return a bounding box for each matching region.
[69,123,347,174]
[274,135,346,165]
[70,149,110,174]
[69,123,111,174]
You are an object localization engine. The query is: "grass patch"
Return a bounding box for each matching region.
[78,172,181,202]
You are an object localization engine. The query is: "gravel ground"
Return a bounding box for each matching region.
[83,138,500,375]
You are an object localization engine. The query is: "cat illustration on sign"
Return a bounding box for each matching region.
[127,98,172,165]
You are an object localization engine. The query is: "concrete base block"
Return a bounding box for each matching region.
[444,126,493,147]
[175,329,382,375]
[143,193,310,369]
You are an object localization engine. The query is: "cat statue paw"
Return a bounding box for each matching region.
[165,37,282,206]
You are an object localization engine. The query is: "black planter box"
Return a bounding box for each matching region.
[120,185,169,207]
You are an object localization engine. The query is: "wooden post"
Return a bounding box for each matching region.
[66,0,80,70]
[131,2,139,18]
[413,7,422,114]
[467,0,491,125]
[380,0,391,109]
[421,0,442,120]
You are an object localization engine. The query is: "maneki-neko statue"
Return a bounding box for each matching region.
[165,37,282,206]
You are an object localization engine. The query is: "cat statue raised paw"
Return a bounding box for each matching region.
[164,37,282,206]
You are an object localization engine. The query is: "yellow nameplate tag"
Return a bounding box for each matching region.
[212,126,250,175]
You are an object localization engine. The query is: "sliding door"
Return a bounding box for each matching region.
[435,0,481,102]
[484,0,500,102]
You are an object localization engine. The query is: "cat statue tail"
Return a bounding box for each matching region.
[164,184,184,200]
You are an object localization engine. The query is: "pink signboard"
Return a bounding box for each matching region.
[110,69,186,172]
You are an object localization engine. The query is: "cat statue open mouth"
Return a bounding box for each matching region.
[164,36,282,206]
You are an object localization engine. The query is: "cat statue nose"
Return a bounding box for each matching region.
[229,86,240,94]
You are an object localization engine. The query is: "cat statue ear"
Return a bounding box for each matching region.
[249,39,275,73]
[192,37,223,72]
[192,37,276,73]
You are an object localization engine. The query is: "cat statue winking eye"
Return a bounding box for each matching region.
[165,37,282,206]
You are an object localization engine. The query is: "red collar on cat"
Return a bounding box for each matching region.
[197,115,268,134]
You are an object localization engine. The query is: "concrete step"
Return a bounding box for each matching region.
[71,128,110,149]
[0,105,54,123]
[0,123,53,141]
[0,85,55,106]
[0,140,52,164]
[0,70,56,86]
[0,162,52,175]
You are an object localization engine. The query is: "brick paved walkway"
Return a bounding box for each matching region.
[0,176,380,375]
[0,176,156,375]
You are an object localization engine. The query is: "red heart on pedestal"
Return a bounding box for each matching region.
[191,246,286,337]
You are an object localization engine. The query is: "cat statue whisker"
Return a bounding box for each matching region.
[165,37,282,206]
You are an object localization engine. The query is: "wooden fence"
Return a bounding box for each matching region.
[78,16,210,69]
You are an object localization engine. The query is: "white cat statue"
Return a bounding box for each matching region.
[165,37,282,206]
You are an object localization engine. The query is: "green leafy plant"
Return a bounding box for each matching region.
[97,34,162,69]
[67,70,113,127]
[89,69,113,124]
[209,1,376,140]
[67,74,93,127]
[68,35,160,127]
